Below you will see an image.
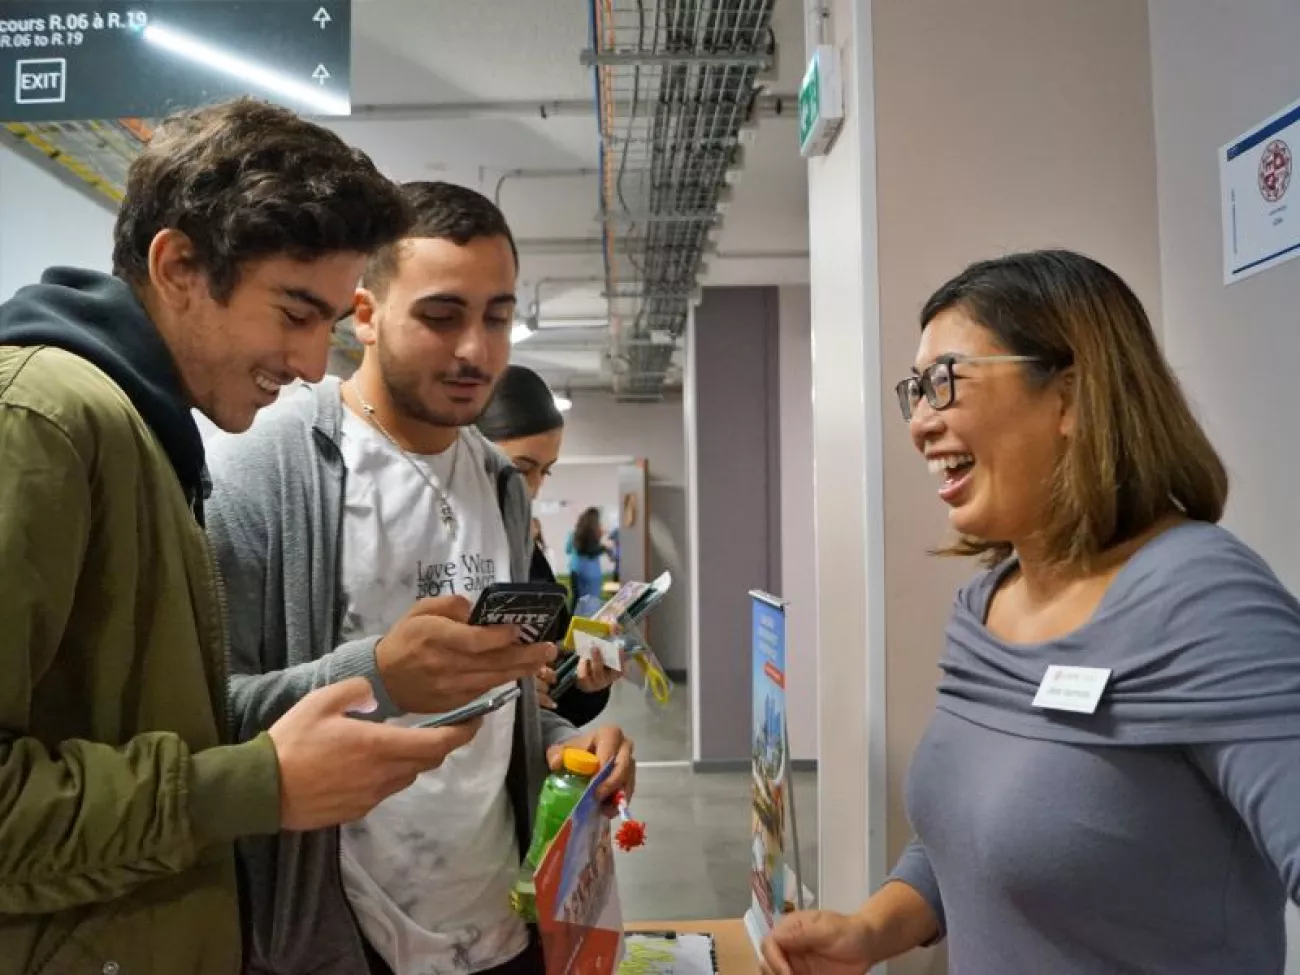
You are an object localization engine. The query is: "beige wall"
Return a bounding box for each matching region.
[806,1,1163,971]
[872,0,1164,913]
[1146,2,1300,967]
[1150,0,1300,584]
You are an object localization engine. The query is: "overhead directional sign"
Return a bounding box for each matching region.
[0,2,351,123]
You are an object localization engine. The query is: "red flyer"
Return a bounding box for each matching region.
[534,762,625,973]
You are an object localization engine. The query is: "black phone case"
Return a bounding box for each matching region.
[468,582,569,643]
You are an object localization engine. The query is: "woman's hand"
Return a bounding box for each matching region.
[761,910,878,975]
[576,655,619,693]
[536,670,559,709]
[535,656,620,709]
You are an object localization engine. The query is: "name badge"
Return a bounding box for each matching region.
[1032,665,1111,714]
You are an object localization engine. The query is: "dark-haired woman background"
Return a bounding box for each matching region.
[567,507,612,604]
[477,365,618,726]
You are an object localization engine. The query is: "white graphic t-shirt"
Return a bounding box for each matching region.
[336,408,526,975]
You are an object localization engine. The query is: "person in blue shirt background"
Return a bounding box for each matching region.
[567,507,610,603]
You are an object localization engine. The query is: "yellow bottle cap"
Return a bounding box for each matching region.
[562,748,600,777]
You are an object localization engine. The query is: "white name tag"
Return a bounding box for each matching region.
[1032,665,1111,714]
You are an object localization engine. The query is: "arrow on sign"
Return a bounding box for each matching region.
[312,65,331,86]
[313,7,332,28]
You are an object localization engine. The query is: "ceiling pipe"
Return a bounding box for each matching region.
[514,237,605,255]
[339,93,796,124]
[579,51,774,69]
[524,277,608,330]
[492,167,599,206]
[514,239,812,261]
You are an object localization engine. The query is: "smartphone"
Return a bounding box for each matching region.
[411,584,567,728]
[467,581,570,644]
[415,684,521,729]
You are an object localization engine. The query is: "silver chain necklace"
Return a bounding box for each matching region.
[349,381,461,539]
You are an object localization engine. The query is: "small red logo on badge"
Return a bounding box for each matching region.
[1259,139,1293,204]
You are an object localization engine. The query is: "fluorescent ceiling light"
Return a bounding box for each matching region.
[553,395,573,413]
[511,323,534,345]
[143,23,351,116]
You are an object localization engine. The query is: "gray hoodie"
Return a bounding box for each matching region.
[204,377,575,974]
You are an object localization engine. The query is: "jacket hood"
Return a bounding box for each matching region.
[0,267,206,512]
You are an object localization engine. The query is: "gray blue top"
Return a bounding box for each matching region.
[891,521,1300,974]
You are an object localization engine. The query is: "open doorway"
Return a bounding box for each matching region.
[537,455,691,763]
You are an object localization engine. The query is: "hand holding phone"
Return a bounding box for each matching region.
[374,592,558,717]
[411,584,567,726]
[272,678,483,830]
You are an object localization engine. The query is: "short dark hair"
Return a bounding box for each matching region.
[113,97,411,301]
[922,249,1227,568]
[365,181,519,296]
[476,365,565,442]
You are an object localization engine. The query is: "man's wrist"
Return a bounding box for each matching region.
[331,635,404,720]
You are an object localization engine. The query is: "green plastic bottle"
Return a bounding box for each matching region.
[510,747,600,922]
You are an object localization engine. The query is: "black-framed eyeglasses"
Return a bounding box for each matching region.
[894,355,1040,421]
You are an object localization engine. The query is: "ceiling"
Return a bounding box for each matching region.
[332,0,810,393]
[2,0,811,394]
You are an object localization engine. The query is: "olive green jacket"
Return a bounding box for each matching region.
[0,346,281,974]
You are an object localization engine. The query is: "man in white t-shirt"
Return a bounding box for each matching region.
[206,182,636,975]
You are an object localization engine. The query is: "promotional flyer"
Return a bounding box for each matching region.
[746,591,788,941]
[535,762,625,974]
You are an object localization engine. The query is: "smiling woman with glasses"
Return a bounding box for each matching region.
[764,249,1300,975]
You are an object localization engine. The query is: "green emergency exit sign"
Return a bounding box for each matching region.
[799,45,843,158]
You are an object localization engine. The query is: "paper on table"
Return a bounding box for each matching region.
[618,933,717,974]
[575,630,623,672]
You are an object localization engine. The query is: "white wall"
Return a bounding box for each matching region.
[560,391,690,675]
[778,285,818,764]
[0,147,231,443]
[0,147,116,300]
[560,392,686,484]
[534,461,620,577]
[804,0,888,915]
[1148,1,1300,967]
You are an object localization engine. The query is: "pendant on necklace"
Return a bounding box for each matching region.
[440,499,457,538]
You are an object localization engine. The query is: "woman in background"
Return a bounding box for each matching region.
[567,507,610,604]
[476,365,616,725]
[764,250,1300,974]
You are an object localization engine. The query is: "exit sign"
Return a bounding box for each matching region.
[799,45,843,158]
[0,2,351,123]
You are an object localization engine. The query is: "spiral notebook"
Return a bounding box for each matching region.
[618,932,718,974]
